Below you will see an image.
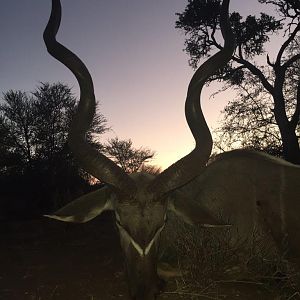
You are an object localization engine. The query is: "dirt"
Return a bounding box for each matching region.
[0,213,299,300]
[1,213,186,300]
[1,213,129,300]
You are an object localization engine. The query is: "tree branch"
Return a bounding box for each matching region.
[232,56,274,93]
[238,44,244,60]
[276,23,300,67]
[282,53,300,70]
[290,79,300,130]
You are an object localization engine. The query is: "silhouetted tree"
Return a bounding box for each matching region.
[213,76,284,156]
[32,83,76,162]
[104,137,156,174]
[0,115,24,175]
[0,90,35,167]
[0,82,108,170]
[213,37,300,156]
[139,164,162,175]
[33,83,107,161]
[0,82,108,216]
[176,0,300,163]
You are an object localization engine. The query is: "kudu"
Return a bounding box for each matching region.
[43,0,300,299]
[43,0,233,298]
[183,150,300,253]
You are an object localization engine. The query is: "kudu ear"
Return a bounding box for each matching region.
[44,186,115,223]
[168,191,230,227]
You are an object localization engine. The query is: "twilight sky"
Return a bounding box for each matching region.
[1,0,277,169]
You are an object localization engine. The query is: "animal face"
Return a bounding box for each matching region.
[113,174,168,299]
[115,202,167,257]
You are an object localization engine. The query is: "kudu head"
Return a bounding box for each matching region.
[43,0,234,299]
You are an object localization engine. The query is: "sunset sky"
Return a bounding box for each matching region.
[1,0,278,169]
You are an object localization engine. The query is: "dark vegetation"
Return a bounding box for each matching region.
[0,82,156,219]
[176,0,300,163]
[160,215,300,299]
[0,82,106,218]
[103,137,160,175]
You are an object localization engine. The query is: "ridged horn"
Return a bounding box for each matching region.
[43,0,136,193]
[148,0,235,196]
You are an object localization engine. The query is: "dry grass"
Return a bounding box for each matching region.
[160,214,300,299]
[2,215,300,299]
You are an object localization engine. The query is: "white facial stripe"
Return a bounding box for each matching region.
[116,222,144,256]
[115,212,121,223]
[116,220,166,257]
[130,236,145,257]
[144,223,165,256]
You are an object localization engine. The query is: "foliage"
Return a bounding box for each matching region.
[259,0,300,27]
[0,82,108,169]
[176,0,282,71]
[212,74,283,156]
[176,0,300,163]
[32,83,77,161]
[0,90,35,166]
[213,39,300,156]
[0,82,108,216]
[104,137,158,174]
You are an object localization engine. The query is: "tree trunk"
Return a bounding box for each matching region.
[273,93,300,165]
[281,127,300,164]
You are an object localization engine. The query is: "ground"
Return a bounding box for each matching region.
[1,212,299,299]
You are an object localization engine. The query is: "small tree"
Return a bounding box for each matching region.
[0,82,108,171]
[0,82,109,214]
[104,137,156,174]
[32,82,77,161]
